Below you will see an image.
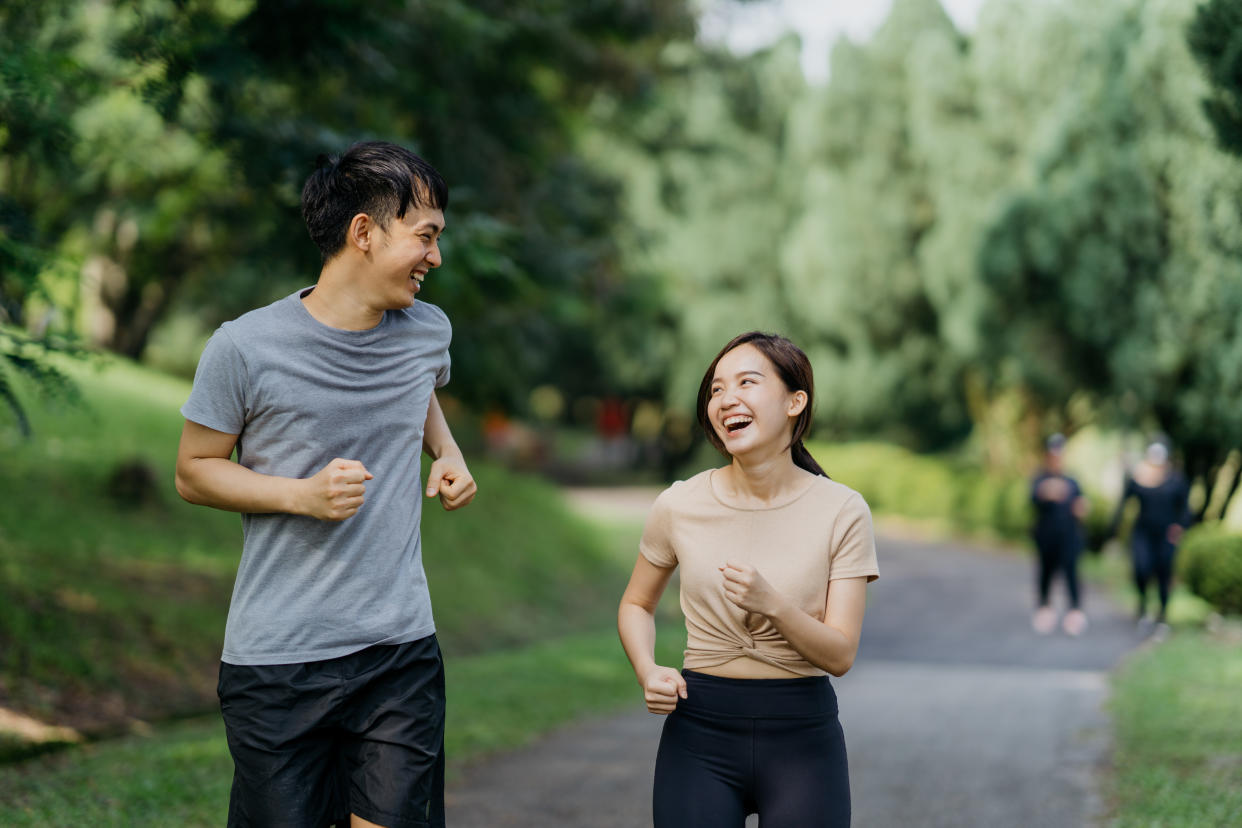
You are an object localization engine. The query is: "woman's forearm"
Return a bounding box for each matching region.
[618,603,661,684]
[766,602,859,676]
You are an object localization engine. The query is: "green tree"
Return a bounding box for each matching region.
[1188,0,1242,156]
[585,36,808,414]
[976,0,1242,510]
[783,0,970,449]
[0,0,91,433]
[3,0,700,413]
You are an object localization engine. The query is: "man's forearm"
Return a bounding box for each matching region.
[422,391,463,460]
[176,457,306,515]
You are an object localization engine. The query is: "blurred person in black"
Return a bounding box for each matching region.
[1107,440,1191,634]
[1030,434,1089,636]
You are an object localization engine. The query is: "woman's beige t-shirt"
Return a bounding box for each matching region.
[640,469,879,677]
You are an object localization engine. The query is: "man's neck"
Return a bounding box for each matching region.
[302,261,385,331]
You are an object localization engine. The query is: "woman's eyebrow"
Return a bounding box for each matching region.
[713,369,765,383]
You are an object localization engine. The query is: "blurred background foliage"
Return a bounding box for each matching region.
[3,0,1242,503]
[5,1,1242,813]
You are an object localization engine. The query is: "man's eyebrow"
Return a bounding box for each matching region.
[413,218,444,233]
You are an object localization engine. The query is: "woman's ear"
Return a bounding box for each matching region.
[788,390,808,417]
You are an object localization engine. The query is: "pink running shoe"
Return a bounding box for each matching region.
[1062,610,1088,637]
[1032,606,1057,635]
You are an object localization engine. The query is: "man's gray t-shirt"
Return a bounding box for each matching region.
[181,288,451,665]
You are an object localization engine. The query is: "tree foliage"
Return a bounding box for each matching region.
[1188,0,1242,156]
[6,0,1242,501]
[0,0,697,414]
[594,0,1242,498]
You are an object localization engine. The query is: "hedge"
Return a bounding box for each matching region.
[806,441,1033,539]
[1178,522,1242,615]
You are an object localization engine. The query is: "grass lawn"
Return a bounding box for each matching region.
[0,353,636,737]
[1107,625,1242,827]
[1,350,688,824]
[0,622,686,826]
[1080,541,1241,826]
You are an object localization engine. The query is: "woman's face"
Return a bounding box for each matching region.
[706,343,806,460]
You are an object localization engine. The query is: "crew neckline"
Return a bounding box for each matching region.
[293,287,395,336]
[706,468,820,512]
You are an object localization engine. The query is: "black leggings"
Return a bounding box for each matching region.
[653,670,850,827]
[1132,528,1176,618]
[1035,538,1081,609]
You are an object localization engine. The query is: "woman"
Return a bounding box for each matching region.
[1108,441,1191,629]
[618,332,878,827]
[1030,433,1089,636]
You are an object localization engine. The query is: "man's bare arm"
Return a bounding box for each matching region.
[422,391,476,510]
[175,420,372,521]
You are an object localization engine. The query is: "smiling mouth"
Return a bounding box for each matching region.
[724,416,753,434]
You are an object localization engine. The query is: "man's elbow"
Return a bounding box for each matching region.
[174,465,201,505]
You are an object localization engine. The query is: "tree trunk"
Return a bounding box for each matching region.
[1217,457,1242,522]
[105,279,176,360]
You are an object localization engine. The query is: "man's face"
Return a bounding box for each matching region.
[364,206,444,309]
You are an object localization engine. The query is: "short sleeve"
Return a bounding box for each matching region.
[829,492,879,582]
[638,489,678,568]
[180,327,248,435]
[428,303,451,388]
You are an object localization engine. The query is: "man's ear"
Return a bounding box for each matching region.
[347,213,374,253]
[788,390,808,417]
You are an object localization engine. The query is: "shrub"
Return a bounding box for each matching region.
[1178,522,1242,615]
[807,441,1033,539]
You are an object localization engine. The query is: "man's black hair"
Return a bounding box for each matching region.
[301,141,448,261]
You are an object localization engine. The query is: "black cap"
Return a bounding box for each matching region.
[1045,433,1066,453]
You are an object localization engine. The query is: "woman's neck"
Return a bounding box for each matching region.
[1134,461,1169,487]
[717,454,809,507]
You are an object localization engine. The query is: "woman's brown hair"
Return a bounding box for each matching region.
[696,331,828,477]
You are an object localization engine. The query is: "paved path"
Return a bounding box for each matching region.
[446,491,1145,827]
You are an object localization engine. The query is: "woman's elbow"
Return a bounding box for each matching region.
[825,654,855,677]
[618,597,658,620]
[821,640,860,676]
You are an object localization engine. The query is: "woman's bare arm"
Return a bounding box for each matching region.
[719,564,868,676]
[618,555,686,713]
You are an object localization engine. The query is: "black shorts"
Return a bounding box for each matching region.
[218,635,446,828]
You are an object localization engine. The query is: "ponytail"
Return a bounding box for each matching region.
[791,439,829,478]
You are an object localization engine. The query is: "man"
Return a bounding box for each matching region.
[176,141,475,827]
[1030,433,1088,636]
